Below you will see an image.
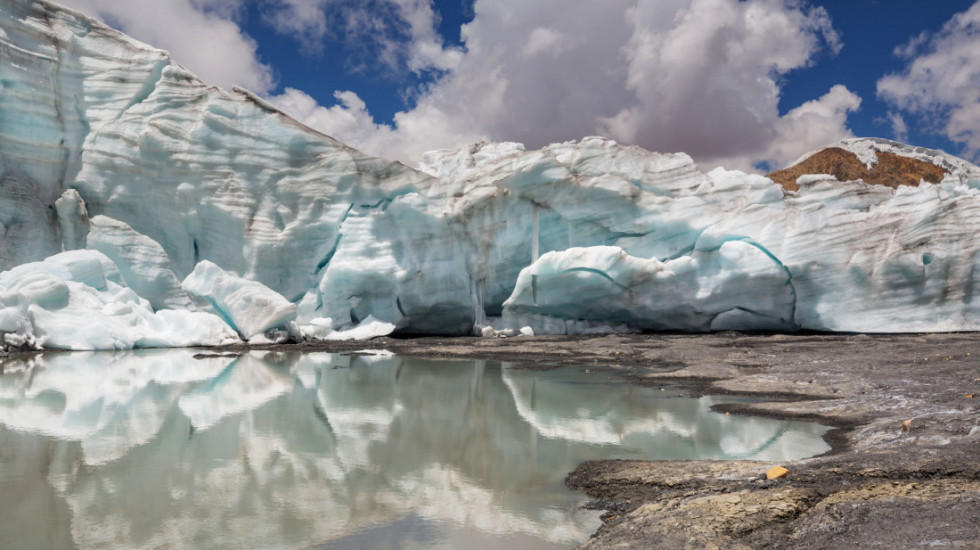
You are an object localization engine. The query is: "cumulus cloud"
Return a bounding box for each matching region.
[886,112,909,143]
[274,88,402,151]
[58,0,274,93]
[274,0,857,171]
[877,1,980,160]
[262,0,330,47]
[601,0,850,169]
[765,85,861,167]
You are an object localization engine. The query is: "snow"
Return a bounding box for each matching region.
[2,0,980,349]
[796,173,837,186]
[321,315,397,341]
[790,137,980,179]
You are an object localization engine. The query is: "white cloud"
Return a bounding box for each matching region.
[886,111,909,143]
[58,0,274,94]
[262,0,330,47]
[274,0,856,171]
[599,0,850,169]
[764,85,861,169]
[274,88,402,152]
[389,0,463,72]
[523,27,567,58]
[877,1,980,160]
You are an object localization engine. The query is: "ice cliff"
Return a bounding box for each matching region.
[2,0,980,350]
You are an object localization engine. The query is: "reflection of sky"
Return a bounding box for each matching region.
[0,351,829,550]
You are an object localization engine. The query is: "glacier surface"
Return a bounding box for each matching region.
[2,0,980,349]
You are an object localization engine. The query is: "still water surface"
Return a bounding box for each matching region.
[0,350,829,549]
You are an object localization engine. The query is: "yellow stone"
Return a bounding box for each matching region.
[766,466,790,480]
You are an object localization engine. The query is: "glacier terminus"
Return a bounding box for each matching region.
[2,0,980,350]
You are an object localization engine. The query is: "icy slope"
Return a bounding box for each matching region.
[2,0,980,349]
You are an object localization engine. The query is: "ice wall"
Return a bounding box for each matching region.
[0,0,429,297]
[2,0,980,349]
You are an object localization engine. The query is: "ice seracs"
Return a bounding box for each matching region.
[2,0,980,349]
[182,260,297,342]
[0,250,239,350]
[503,243,796,333]
[87,215,195,311]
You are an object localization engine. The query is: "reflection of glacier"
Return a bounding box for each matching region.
[0,351,828,549]
[501,368,828,461]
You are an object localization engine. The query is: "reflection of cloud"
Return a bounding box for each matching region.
[383,465,592,542]
[0,351,828,549]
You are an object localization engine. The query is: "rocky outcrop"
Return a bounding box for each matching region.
[768,146,949,191]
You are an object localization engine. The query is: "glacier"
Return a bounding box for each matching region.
[2,0,980,350]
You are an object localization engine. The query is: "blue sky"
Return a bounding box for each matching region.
[59,0,980,171]
[778,1,977,153]
[236,0,476,124]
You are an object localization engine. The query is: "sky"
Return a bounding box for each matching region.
[57,0,980,173]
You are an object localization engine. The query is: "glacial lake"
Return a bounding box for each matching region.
[0,350,829,549]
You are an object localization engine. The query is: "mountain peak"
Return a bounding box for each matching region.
[767,137,979,191]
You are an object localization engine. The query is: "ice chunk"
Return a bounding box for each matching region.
[55,189,90,251]
[137,310,244,348]
[182,261,296,340]
[0,250,240,350]
[87,215,195,311]
[322,315,396,341]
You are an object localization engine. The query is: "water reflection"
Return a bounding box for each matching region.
[0,350,829,549]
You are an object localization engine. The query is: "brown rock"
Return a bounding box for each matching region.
[767,147,948,191]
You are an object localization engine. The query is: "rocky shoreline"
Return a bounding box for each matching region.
[269,332,980,549]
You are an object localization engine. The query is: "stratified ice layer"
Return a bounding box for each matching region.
[2,0,980,349]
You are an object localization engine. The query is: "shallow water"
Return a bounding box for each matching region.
[0,350,829,549]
